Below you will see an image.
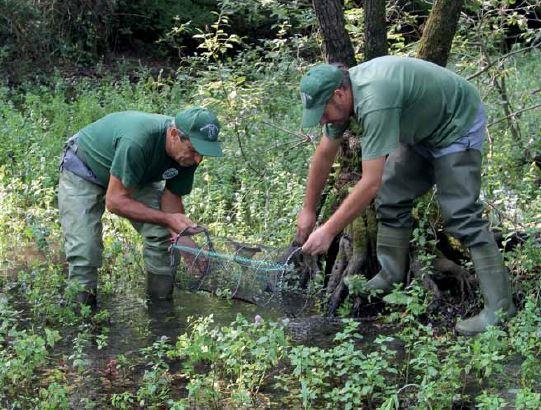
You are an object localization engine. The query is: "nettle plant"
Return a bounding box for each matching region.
[508,296,541,387]
[166,314,402,409]
[168,314,288,407]
[282,319,399,409]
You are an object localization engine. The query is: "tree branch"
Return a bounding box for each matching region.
[487,103,541,128]
[467,42,541,81]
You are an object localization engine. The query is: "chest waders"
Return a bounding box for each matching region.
[59,138,177,309]
[372,144,515,335]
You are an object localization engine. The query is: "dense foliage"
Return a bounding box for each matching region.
[0,0,217,68]
[1,0,540,407]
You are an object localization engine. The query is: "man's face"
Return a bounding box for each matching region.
[319,88,352,126]
[166,128,203,167]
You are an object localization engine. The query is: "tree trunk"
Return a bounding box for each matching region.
[322,1,388,315]
[364,0,388,61]
[308,0,384,315]
[417,0,464,66]
[312,0,357,67]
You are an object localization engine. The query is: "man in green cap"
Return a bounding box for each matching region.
[296,56,515,336]
[58,107,222,309]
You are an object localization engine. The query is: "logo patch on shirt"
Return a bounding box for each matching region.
[162,168,179,180]
[200,123,219,141]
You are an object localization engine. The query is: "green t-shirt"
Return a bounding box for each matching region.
[76,111,196,196]
[325,56,481,160]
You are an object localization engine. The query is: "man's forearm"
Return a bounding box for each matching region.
[303,139,340,211]
[323,157,386,236]
[107,195,171,227]
[323,177,380,237]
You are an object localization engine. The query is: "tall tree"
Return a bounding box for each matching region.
[312,0,356,66]
[364,0,388,61]
[417,0,464,66]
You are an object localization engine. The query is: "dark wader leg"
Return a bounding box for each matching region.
[370,145,435,291]
[130,182,175,301]
[433,151,515,335]
[58,170,105,308]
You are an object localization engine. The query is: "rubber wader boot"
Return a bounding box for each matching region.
[455,244,516,336]
[147,298,176,337]
[147,273,174,301]
[366,225,411,293]
[74,290,97,312]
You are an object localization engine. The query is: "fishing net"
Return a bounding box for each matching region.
[169,228,311,307]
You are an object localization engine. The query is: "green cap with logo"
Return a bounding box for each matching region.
[300,64,342,128]
[175,107,223,157]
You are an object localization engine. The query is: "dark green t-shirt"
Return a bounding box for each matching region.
[76,111,196,196]
[325,56,481,160]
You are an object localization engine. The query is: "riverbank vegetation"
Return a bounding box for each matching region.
[1,0,540,408]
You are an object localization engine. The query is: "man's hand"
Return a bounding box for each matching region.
[165,213,199,235]
[296,207,317,244]
[301,225,334,255]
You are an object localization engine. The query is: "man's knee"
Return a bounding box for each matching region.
[375,196,416,229]
[141,224,171,253]
[142,227,173,276]
[443,214,494,248]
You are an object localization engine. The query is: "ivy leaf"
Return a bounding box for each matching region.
[383,292,410,305]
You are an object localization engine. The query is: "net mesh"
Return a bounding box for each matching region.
[169,230,304,306]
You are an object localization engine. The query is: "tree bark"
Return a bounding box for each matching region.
[417,0,464,66]
[312,0,357,67]
[364,0,388,61]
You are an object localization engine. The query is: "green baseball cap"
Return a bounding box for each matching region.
[175,107,223,157]
[300,64,342,128]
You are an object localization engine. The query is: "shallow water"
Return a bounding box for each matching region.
[6,277,532,408]
[56,288,272,405]
[105,289,268,350]
[60,285,356,406]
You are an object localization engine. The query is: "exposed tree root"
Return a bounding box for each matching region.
[279,241,320,290]
[323,247,476,317]
[325,234,370,317]
[432,256,474,301]
[409,255,474,303]
[325,235,352,297]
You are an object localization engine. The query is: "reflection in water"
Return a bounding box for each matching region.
[66,288,270,405]
[102,289,267,353]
